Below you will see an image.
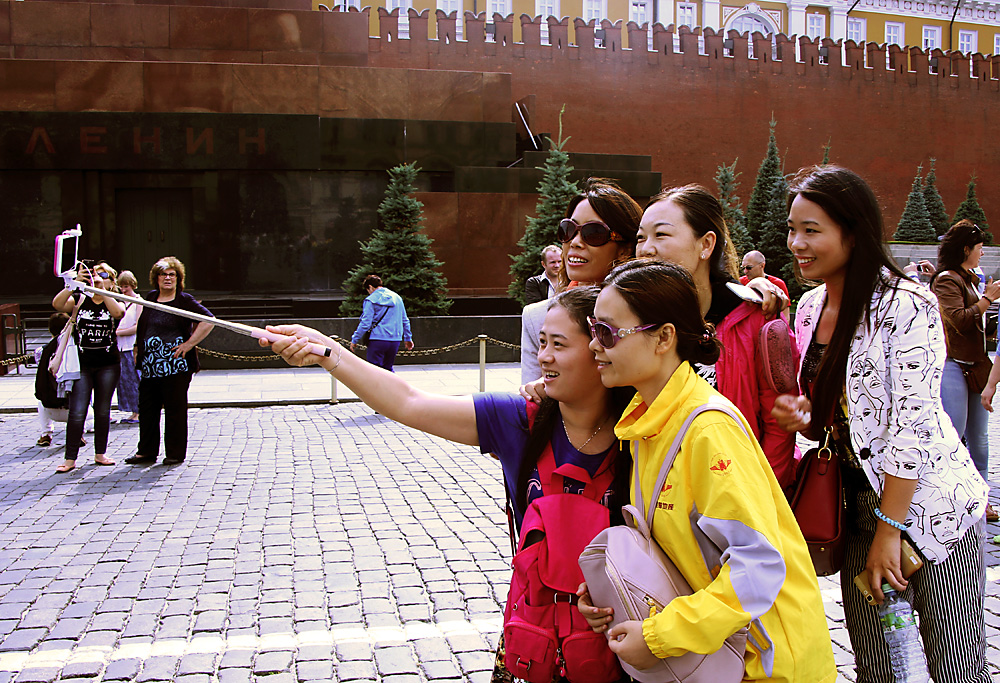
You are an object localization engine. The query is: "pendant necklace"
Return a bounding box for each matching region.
[563,416,609,452]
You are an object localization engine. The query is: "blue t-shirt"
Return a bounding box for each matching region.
[473,393,616,529]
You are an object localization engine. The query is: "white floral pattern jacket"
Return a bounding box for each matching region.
[794,276,987,563]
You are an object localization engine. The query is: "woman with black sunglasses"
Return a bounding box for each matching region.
[520,178,640,383]
[51,261,124,472]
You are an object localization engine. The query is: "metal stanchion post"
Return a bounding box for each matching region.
[478,334,487,392]
[330,374,339,404]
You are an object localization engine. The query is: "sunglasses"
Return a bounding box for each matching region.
[557,218,622,247]
[95,271,112,280]
[588,316,660,349]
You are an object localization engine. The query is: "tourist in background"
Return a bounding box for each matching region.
[349,274,413,372]
[523,244,563,304]
[115,270,141,424]
[929,219,1000,523]
[125,257,214,467]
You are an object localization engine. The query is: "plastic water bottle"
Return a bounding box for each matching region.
[878,582,931,683]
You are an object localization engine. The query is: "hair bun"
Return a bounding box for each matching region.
[694,323,722,365]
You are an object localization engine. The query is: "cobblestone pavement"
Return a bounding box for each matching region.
[0,402,997,683]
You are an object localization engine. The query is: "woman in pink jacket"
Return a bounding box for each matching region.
[635,185,798,487]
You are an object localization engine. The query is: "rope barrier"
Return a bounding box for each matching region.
[194,336,521,364]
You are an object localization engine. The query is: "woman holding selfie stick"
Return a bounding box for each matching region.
[773,166,989,682]
[52,261,124,472]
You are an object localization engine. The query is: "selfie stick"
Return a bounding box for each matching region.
[62,279,335,358]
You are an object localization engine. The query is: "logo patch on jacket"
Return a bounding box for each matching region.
[710,457,733,476]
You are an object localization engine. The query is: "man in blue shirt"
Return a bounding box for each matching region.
[350,275,413,372]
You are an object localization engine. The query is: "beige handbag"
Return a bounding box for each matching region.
[578,403,748,683]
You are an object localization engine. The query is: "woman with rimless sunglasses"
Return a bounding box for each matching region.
[520,178,640,383]
[576,259,836,682]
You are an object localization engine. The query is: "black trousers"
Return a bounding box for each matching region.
[137,373,192,461]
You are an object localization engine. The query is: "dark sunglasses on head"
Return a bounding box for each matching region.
[557,218,622,247]
[588,316,660,349]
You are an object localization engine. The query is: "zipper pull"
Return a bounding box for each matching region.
[644,596,658,618]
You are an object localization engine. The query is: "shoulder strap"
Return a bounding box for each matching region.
[370,305,390,330]
[634,403,749,530]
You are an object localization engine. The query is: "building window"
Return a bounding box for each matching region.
[959,29,976,53]
[806,13,825,39]
[388,0,411,38]
[995,33,1000,54]
[677,2,696,27]
[438,0,463,39]
[922,25,941,50]
[342,0,361,8]
[537,0,557,42]
[583,0,605,21]
[630,0,649,25]
[846,17,866,43]
[885,21,904,47]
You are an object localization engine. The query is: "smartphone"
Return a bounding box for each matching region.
[853,538,924,604]
[726,281,764,305]
[53,226,82,276]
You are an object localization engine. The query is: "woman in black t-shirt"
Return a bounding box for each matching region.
[52,262,124,473]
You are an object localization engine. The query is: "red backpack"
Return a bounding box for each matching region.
[502,402,623,683]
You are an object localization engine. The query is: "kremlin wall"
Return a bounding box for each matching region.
[1,0,999,299]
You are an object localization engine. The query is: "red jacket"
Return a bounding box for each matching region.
[715,302,798,488]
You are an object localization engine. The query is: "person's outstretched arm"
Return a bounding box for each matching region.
[261,324,479,447]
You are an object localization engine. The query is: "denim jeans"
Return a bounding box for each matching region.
[66,362,121,461]
[940,357,990,481]
[366,339,401,372]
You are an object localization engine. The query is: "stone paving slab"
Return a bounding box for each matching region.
[0,398,997,682]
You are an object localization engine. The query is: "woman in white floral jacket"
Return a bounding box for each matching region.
[773,166,989,683]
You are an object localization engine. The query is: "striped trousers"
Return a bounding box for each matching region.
[841,487,989,683]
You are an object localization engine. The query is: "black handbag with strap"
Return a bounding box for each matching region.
[360,305,390,346]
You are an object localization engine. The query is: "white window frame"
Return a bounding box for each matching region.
[959,29,977,54]
[806,13,825,40]
[994,33,1000,54]
[583,0,605,22]
[677,2,696,28]
[537,0,557,42]
[846,17,866,43]
[437,0,463,40]
[341,0,361,8]
[488,0,511,18]
[922,25,941,50]
[885,21,904,47]
[388,0,411,38]
[630,0,649,25]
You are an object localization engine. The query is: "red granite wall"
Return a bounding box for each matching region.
[3,0,1000,294]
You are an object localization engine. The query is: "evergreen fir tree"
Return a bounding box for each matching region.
[922,158,950,238]
[715,159,751,260]
[821,139,831,166]
[757,174,798,298]
[508,106,579,305]
[745,118,783,248]
[892,166,936,243]
[340,162,451,316]
[953,175,992,243]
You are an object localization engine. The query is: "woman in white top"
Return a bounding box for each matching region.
[774,165,989,683]
[115,271,141,423]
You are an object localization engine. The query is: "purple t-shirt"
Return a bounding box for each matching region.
[473,393,616,529]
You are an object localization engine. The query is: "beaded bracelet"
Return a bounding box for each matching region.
[874,508,907,531]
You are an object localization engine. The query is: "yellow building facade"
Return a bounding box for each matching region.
[317,0,1000,53]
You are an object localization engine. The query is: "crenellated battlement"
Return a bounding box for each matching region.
[1,0,1000,86]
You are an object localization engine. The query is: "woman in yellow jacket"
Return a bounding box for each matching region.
[578,259,837,683]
